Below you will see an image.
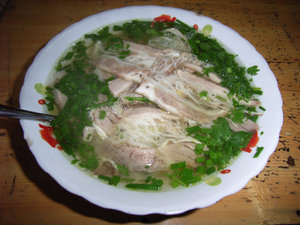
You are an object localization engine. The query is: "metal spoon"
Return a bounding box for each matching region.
[0,104,56,121]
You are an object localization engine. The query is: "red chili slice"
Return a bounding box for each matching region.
[154,14,172,22]
[241,131,259,153]
[39,129,58,148]
[39,123,58,148]
[241,146,252,153]
[39,123,52,131]
[221,169,231,174]
[193,24,198,31]
[248,131,259,148]
[38,99,46,105]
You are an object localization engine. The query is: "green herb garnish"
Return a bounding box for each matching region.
[125,177,163,190]
[168,161,202,188]
[98,175,121,186]
[187,118,252,171]
[117,164,129,176]
[247,65,260,75]
[124,96,152,103]
[99,110,106,120]
[199,91,208,98]
[253,146,264,158]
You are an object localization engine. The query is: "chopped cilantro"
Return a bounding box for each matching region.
[195,156,205,163]
[124,96,152,103]
[98,175,121,186]
[117,164,129,176]
[247,65,260,75]
[113,20,162,44]
[199,91,208,98]
[99,110,106,120]
[187,118,252,171]
[230,109,246,124]
[85,26,131,59]
[168,161,202,187]
[194,143,205,155]
[45,87,55,111]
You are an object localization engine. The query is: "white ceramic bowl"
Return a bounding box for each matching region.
[19,6,283,215]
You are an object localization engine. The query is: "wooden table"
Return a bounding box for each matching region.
[0,0,299,224]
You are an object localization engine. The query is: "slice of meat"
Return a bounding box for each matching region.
[96,140,166,173]
[183,62,222,84]
[124,41,163,57]
[91,105,199,173]
[52,89,67,110]
[90,108,115,139]
[160,142,198,168]
[227,118,259,133]
[135,78,228,124]
[239,99,261,107]
[93,161,116,177]
[93,55,150,83]
[176,70,229,98]
[108,78,137,97]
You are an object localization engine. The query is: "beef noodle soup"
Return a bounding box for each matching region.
[42,15,263,191]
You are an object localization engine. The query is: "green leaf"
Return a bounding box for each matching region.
[99,110,106,120]
[199,91,208,98]
[247,65,260,75]
[117,164,129,176]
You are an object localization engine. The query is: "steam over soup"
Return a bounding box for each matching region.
[43,15,263,191]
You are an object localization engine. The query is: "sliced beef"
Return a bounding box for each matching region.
[183,62,222,84]
[135,76,229,124]
[93,55,150,83]
[108,78,137,97]
[52,89,67,110]
[160,142,198,168]
[91,105,199,172]
[95,141,165,172]
[124,41,163,57]
[176,70,229,98]
[227,118,259,133]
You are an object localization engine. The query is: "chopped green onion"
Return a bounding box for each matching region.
[253,146,264,158]
[247,65,260,75]
[117,164,129,176]
[98,175,121,186]
[124,96,152,103]
[259,106,266,111]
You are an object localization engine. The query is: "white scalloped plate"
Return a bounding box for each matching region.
[19,6,283,215]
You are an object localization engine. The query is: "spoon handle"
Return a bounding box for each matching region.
[0,104,56,121]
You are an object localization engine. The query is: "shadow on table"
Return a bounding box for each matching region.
[1,53,195,224]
